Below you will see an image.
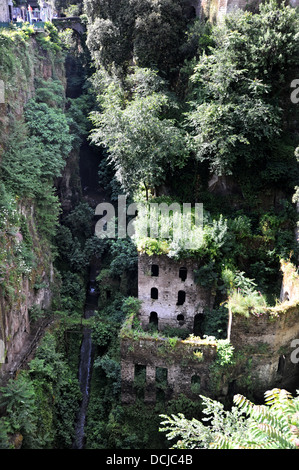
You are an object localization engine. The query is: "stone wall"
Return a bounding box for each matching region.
[0,0,10,22]
[0,37,66,377]
[230,302,299,395]
[0,202,55,376]
[199,0,299,23]
[138,253,214,332]
[121,329,217,403]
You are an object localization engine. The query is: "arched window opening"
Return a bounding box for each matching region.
[277,355,286,375]
[179,267,187,281]
[177,314,185,325]
[177,290,185,305]
[151,287,158,299]
[283,291,289,301]
[151,264,159,277]
[191,375,201,394]
[149,311,158,329]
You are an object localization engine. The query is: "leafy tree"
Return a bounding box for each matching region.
[84,0,135,70]
[213,388,299,449]
[84,0,193,75]
[90,68,188,196]
[132,0,191,74]
[160,393,248,449]
[24,100,73,176]
[186,1,299,179]
[0,374,38,447]
[28,332,81,448]
[160,388,299,449]
[108,238,138,277]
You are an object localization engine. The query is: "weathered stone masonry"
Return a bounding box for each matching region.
[138,253,214,333]
[121,322,217,404]
[121,256,299,403]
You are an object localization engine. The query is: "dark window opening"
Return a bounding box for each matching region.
[135,364,146,381]
[106,290,111,300]
[177,290,185,305]
[183,5,196,20]
[149,311,158,328]
[156,367,168,386]
[134,364,146,399]
[151,287,158,299]
[277,355,286,375]
[193,348,202,354]
[191,375,201,394]
[179,267,187,281]
[228,380,236,397]
[156,367,168,402]
[193,313,204,337]
[283,291,289,301]
[177,314,185,325]
[151,264,159,277]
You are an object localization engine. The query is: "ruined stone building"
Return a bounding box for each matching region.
[121,255,299,404]
[138,253,214,333]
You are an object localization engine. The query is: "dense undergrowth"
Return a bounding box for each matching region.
[0,0,298,450]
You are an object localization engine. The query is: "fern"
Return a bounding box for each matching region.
[212,389,299,449]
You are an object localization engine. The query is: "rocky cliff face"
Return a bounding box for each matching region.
[0,202,55,375]
[0,31,68,377]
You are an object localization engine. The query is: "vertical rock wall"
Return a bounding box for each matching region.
[0,35,66,377]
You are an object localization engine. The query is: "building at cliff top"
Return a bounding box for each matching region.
[0,0,12,22]
[0,0,53,23]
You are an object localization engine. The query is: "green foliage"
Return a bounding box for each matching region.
[55,202,106,277]
[59,271,86,314]
[186,1,299,178]
[34,78,65,108]
[0,331,81,449]
[160,393,247,449]
[94,354,121,396]
[35,22,63,52]
[212,388,299,449]
[226,289,267,318]
[85,0,135,69]
[27,331,81,448]
[214,339,234,367]
[90,67,188,195]
[63,201,94,239]
[162,326,189,340]
[160,388,299,449]
[24,100,73,175]
[106,238,138,277]
[85,0,200,76]
[132,0,191,73]
[92,321,113,347]
[121,296,142,318]
[0,373,37,448]
[201,305,228,339]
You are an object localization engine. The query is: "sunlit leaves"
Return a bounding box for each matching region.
[90,68,188,194]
